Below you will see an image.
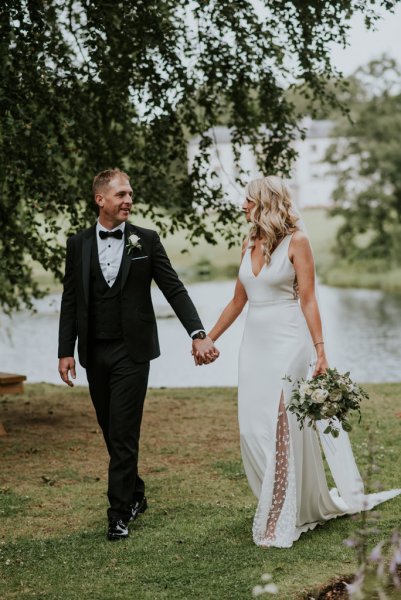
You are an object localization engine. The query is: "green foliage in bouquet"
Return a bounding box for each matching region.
[284,368,368,438]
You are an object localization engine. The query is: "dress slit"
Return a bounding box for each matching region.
[265,391,290,541]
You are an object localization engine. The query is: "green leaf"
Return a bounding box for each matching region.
[1,0,394,312]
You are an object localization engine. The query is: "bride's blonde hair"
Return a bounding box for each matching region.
[245,176,299,264]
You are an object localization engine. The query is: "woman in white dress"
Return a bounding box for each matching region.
[204,176,400,548]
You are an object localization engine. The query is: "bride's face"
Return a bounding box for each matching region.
[242,197,255,222]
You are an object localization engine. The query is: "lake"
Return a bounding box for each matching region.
[1,281,400,387]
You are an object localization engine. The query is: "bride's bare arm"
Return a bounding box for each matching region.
[290,231,328,376]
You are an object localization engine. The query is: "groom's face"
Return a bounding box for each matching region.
[96,175,133,227]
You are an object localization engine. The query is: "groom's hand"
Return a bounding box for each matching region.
[192,336,219,366]
[58,357,76,387]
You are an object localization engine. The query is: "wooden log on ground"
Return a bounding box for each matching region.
[0,372,27,396]
[0,372,27,436]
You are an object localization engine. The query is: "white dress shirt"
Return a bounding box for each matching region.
[96,221,125,287]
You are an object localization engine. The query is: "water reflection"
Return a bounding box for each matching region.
[320,286,401,383]
[0,282,400,386]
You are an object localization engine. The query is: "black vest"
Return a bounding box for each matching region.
[88,238,124,340]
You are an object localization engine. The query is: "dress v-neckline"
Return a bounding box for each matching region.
[249,235,289,278]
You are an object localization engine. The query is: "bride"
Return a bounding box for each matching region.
[202,176,400,548]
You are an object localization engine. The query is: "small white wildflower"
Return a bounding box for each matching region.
[345,580,362,596]
[369,541,384,562]
[252,585,265,597]
[345,571,364,597]
[263,583,278,594]
[344,538,358,548]
[260,573,272,582]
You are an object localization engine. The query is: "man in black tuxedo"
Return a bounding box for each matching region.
[58,168,219,540]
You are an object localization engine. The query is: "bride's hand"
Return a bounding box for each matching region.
[312,356,329,378]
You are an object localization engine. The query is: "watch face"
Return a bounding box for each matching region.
[195,331,206,340]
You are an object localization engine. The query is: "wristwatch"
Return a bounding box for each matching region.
[191,330,207,340]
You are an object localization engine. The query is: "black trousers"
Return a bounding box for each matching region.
[86,339,150,522]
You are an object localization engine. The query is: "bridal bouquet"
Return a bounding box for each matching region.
[285,368,367,437]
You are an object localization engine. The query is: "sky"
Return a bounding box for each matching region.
[329,3,401,75]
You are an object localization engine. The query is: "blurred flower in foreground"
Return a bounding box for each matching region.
[252,573,278,596]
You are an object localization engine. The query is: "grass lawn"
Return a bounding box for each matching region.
[1,383,400,600]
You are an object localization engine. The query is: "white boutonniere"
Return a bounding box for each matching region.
[126,233,142,254]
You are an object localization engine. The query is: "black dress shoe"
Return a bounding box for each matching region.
[129,496,148,522]
[107,519,129,541]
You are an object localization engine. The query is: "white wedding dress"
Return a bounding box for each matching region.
[238,234,401,548]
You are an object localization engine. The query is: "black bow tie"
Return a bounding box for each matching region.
[99,229,123,240]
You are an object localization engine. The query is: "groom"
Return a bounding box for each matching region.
[58,168,219,540]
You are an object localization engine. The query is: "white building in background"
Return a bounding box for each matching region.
[187,119,337,209]
[291,119,336,208]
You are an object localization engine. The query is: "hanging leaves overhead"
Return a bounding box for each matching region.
[0,0,398,312]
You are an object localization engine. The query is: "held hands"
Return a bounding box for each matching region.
[58,357,76,387]
[192,336,220,366]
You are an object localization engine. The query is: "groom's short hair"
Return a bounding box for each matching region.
[92,168,130,198]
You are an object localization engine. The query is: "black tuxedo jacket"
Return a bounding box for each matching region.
[58,222,204,367]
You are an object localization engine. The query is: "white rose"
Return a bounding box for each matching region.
[311,389,329,404]
[129,234,140,245]
[299,382,312,398]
